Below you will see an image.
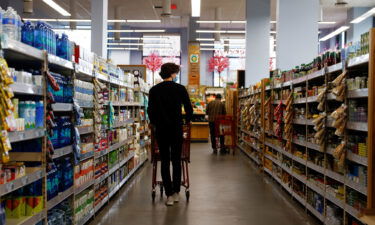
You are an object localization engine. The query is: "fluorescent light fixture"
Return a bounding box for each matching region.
[200,48,216,51]
[318,21,337,25]
[108,29,165,33]
[42,0,71,16]
[108,43,171,46]
[197,38,215,41]
[134,29,165,32]
[127,19,161,23]
[231,21,246,24]
[24,18,58,22]
[108,47,139,50]
[270,31,277,34]
[191,0,201,17]
[197,20,231,23]
[107,37,169,41]
[200,43,215,46]
[270,21,277,24]
[58,19,91,22]
[108,37,141,40]
[196,30,245,34]
[200,43,245,47]
[350,7,375,24]
[63,25,91,29]
[108,19,127,23]
[319,26,349,42]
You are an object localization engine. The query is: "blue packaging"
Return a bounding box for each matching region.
[59,116,72,147]
[33,22,43,50]
[35,101,44,128]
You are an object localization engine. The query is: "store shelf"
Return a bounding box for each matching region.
[1,37,44,62]
[292,172,306,183]
[347,89,368,98]
[292,191,306,206]
[80,151,94,162]
[10,83,43,96]
[75,179,94,195]
[77,126,94,135]
[345,204,361,221]
[119,159,147,189]
[94,196,109,213]
[327,62,343,73]
[113,119,135,128]
[47,186,74,210]
[346,122,368,132]
[52,145,73,159]
[48,54,74,71]
[8,128,45,143]
[346,152,368,166]
[238,145,260,165]
[292,76,307,85]
[294,98,306,104]
[7,210,46,225]
[119,152,136,168]
[306,95,318,103]
[326,191,345,209]
[347,54,369,68]
[52,103,73,112]
[264,167,272,176]
[346,180,367,195]
[282,164,293,175]
[308,69,325,80]
[306,203,324,222]
[0,168,44,196]
[95,149,108,158]
[77,209,94,225]
[306,161,325,174]
[325,170,345,183]
[95,172,109,185]
[76,99,93,108]
[108,137,134,153]
[306,142,323,152]
[293,156,306,165]
[306,180,324,196]
[281,182,292,194]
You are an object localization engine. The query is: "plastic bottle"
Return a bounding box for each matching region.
[36,101,44,128]
[34,22,43,50]
[3,7,17,40]
[30,101,36,129]
[15,11,22,41]
[0,7,3,34]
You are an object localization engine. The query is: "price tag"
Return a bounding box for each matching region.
[6,183,14,192]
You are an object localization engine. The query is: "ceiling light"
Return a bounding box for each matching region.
[197,20,231,23]
[108,47,139,50]
[127,19,161,23]
[197,38,215,41]
[200,43,215,46]
[42,0,71,16]
[24,18,58,22]
[318,21,337,25]
[270,31,277,34]
[58,19,91,22]
[319,26,349,41]
[108,37,141,40]
[109,30,133,33]
[270,21,277,24]
[350,7,375,24]
[200,48,216,51]
[196,30,246,34]
[231,21,246,24]
[134,29,166,32]
[191,0,201,17]
[108,19,127,23]
[108,43,171,46]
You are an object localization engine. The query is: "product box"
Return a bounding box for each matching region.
[5,197,26,218]
[25,196,43,216]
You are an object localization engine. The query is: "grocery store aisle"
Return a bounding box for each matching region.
[91,143,317,225]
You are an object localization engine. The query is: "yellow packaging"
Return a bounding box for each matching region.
[25,196,43,216]
[5,197,26,218]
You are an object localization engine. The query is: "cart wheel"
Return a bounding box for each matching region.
[152,190,156,201]
[160,185,164,198]
[185,190,190,201]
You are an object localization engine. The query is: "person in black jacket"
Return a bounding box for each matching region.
[147,63,193,206]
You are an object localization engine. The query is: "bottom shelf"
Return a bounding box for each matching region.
[6,211,46,225]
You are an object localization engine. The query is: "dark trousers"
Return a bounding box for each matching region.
[155,127,183,197]
[209,122,224,150]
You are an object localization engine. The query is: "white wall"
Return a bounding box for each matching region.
[108,50,131,65]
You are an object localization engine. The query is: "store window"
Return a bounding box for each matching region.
[142,34,181,84]
[213,48,245,87]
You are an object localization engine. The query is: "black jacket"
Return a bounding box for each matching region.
[147,81,193,129]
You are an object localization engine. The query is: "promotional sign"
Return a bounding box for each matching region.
[188,42,200,85]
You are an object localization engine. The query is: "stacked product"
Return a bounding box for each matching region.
[94,79,109,153]
[284,93,293,150]
[74,189,94,224]
[48,199,73,225]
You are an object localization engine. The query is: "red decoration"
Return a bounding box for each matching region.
[143,51,163,85]
[208,55,229,86]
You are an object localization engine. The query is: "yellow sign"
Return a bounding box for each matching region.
[188,42,200,85]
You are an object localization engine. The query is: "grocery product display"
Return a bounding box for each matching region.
[0,11,150,225]
[238,29,374,225]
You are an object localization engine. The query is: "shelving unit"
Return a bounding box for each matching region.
[237,28,375,225]
[0,36,149,225]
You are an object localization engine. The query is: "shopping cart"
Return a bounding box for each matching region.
[214,115,236,155]
[151,124,191,201]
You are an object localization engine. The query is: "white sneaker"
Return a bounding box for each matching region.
[166,196,174,206]
[173,193,180,203]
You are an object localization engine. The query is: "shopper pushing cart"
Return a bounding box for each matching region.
[206,94,227,154]
[147,63,193,206]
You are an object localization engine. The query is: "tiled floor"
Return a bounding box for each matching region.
[91,143,318,225]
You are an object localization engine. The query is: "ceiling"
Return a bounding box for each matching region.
[13,0,375,29]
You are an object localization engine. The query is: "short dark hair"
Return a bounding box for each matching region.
[159,63,180,79]
[216,94,222,99]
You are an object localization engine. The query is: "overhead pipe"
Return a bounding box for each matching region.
[214,7,222,42]
[114,6,122,41]
[23,0,33,14]
[69,0,76,29]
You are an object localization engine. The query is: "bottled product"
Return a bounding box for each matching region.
[3,7,17,40]
[36,101,44,128]
[34,22,43,50]
[0,7,3,34]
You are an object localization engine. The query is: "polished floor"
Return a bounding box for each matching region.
[91,143,318,225]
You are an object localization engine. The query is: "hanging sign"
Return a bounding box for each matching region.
[188,42,200,85]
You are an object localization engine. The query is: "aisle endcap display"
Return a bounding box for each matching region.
[238,28,374,225]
